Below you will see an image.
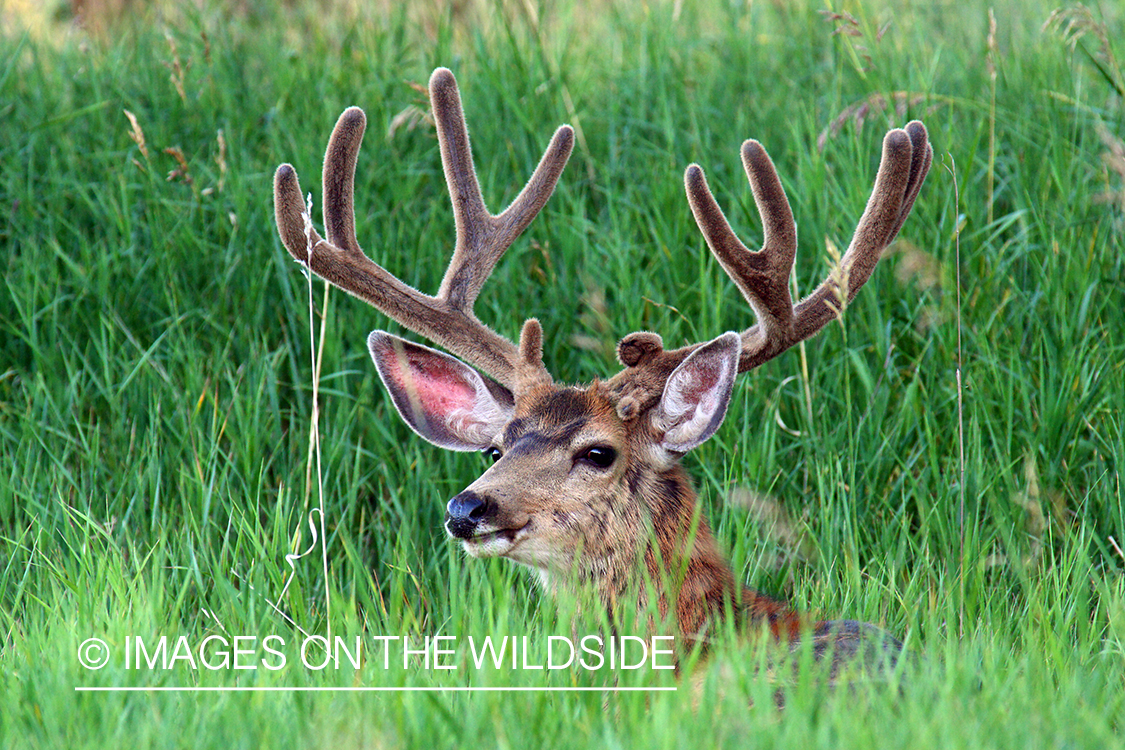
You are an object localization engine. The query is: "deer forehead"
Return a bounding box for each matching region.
[503,385,624,449]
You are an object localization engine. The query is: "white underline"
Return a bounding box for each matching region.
[74,686,676,693]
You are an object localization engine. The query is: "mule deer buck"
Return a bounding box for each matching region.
[273,68,931,679]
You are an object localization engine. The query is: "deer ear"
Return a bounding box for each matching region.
[652,332,741,454]
[368,331,514,451]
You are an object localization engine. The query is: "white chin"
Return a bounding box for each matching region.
[460,533,515,559]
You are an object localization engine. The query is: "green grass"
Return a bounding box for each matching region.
[2,0,1124,747]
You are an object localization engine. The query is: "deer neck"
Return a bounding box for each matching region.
[610,463,797,647]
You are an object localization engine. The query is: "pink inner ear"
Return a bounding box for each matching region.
[682,364,720,398]
[400,357,480,416]
[665,359,723,418]
[369,331,511,450]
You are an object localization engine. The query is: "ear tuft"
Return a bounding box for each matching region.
[652,332,741,454]
[367,331,513,451]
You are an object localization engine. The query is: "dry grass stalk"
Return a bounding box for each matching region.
[817,92,931,151]
[123,108,149,162]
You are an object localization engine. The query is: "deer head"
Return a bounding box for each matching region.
[273,68,931,660]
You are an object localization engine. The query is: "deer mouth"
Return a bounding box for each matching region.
[460,521,531,557]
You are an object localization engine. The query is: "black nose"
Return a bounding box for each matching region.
[446,490,490,539]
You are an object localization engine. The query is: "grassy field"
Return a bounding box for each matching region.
[2,0,1123,747]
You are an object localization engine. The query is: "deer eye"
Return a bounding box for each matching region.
[484,447,502,464]
[576,446,616,469]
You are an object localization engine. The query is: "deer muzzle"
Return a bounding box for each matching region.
[445,489,531,558]
[445,490,490,539]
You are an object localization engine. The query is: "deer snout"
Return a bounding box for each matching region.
[446,490,490,539]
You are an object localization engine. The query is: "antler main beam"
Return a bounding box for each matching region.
[273,68,575,388]
[684,120,932,372]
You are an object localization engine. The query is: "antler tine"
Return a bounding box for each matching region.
[885,121,932,242]
[681,121,931,372]
[431,67,575,309]
[272,68,574,388]
[322,106,366,255]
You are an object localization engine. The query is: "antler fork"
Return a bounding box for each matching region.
[273,68,575,389]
